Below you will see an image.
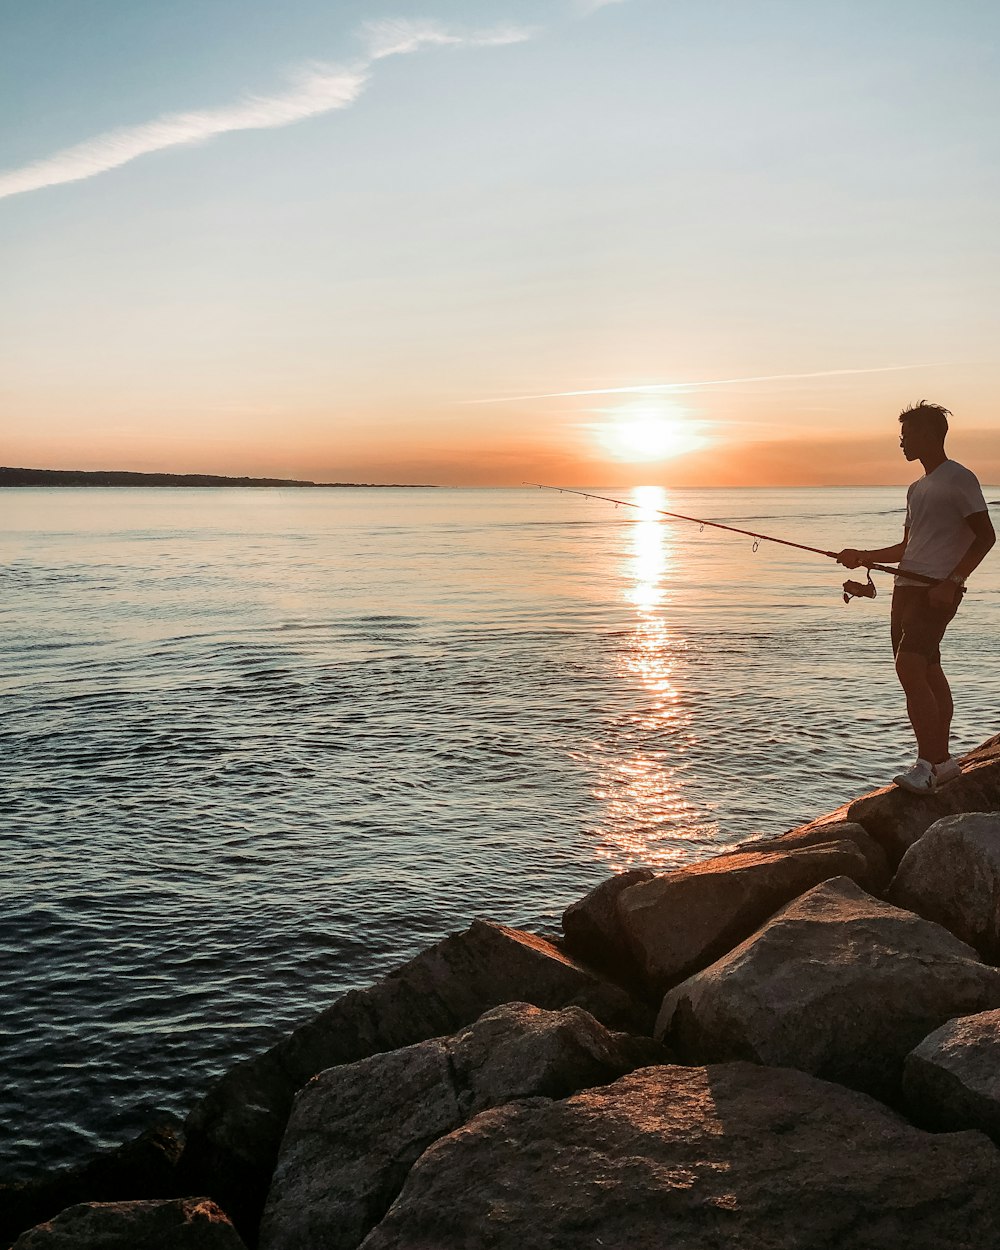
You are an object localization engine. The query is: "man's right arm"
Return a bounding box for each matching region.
[837,528,908,568]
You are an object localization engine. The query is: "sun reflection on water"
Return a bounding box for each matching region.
[592,486,719,871]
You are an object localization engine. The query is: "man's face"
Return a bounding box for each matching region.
[899,419,925,462]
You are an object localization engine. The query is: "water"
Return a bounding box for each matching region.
[3,484,999,1179]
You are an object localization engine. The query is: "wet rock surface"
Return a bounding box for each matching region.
[358,1062,1000,1250]
[656,876,1000,1099]
[888,812,1000,961]
[903,1008,1000,1141]
[11,1197,246,1249]
[260,1002,662,1250]
[616,841,871,991]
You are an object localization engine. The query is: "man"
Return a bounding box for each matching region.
[838,401,995,794]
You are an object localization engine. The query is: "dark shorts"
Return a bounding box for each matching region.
[891,585,962,665]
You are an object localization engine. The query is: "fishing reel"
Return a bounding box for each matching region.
[842,569,877,604]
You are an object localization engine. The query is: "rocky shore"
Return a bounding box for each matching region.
[6,733,1000,1248]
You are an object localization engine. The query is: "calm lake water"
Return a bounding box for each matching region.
[3,484,999,1178]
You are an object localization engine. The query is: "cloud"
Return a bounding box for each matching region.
[463,363,950,404]
[574,0,629,14]
[0,20,535,202]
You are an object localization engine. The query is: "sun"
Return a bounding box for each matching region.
[616,417,690,459]
[597,402,706,463]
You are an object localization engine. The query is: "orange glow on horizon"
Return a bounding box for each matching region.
[6,395,1000,488]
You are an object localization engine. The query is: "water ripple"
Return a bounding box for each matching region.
[2,485,998,1180]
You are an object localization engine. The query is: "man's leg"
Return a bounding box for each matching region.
[926,662,954,758]
[895,650,949,764]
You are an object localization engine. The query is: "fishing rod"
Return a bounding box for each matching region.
[526,482,938,603]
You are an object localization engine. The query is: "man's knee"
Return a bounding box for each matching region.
[895,648,929,686]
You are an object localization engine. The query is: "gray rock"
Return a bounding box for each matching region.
[178,920,644,1239]
[903,1008,1000,1141]
[11,1197,246,1249]
[358,1062,1000,1250]
[797,731,1000,869]
[260,1040,458,1250]
[732,820,890,891]
[888,813,1000,961]
[259,1002,663,1250]
[446,1001,662,1116]
[616,841,871,991]
[656,876,1000,1099]
[561,868,656,985]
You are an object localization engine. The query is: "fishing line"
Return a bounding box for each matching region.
[525,482,937,602]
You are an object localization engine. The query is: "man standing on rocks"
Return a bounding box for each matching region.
[838,401,995,794]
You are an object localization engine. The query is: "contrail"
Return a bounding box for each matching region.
[462,363,947,404]
[361,18,534,61]
[0,20,533,202]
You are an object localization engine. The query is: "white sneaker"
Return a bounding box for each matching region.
[893,760,936,794]
[933,757,962,786]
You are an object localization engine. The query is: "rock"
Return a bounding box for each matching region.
[561,976,657,1035]
[261,1040,458,1250]
[732,819,890,891]
[0,1118,183,1249]
[260,1002,662,1250]
[903,1008,1000,1141]
[656,876,1000,1100]
[561,868,656,986]
[616,841,871,992]
[11,1197,246,1249]
[446,1002,662,1116]
[797,731,1000,869]
[887,813,1000,961]
[358,1062,1000,1249]
[178,920,646,1240]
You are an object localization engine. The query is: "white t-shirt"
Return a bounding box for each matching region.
[896,459,988,587]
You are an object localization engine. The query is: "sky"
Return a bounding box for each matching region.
[1,0,999,485]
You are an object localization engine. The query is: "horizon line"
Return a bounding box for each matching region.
[6,465,1000,492]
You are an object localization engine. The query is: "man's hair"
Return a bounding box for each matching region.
[899,400,950,442]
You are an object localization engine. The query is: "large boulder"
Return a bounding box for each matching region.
[656,876,1000,1099]
[445,1002,662,1116]
[0,1119,183,1249]
[796,731,1000,869]
[903,1008,1000,1141]
[561,868,656,987]
[732,819,890,891]
[178,920,647,1239]
[358,1062,1000,1249]
[616,841,871,991]
[887,813,1000,961]
[259,1003,662,1250]
[11,1197,246,1249]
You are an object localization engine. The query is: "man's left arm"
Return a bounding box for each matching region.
[929,510,997,607]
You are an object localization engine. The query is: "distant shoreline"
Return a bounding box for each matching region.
[0,467,435,488]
